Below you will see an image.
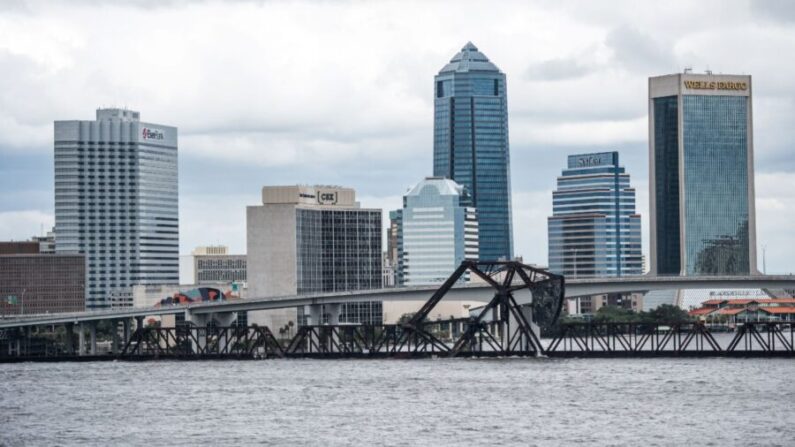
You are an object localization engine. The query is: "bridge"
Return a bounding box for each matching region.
[1,262,794,361]
[2,273,793,330]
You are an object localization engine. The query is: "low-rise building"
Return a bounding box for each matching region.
[192,246,247,285]
[0,241,85,315]
[689,298,795,323]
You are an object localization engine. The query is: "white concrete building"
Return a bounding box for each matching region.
[247,185,382,329]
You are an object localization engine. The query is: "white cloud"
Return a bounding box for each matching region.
[756,172,795,274]
[0,210,53,241]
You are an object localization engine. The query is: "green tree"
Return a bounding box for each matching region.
[642,304,691,324]
[397,312,416,325]
[593,305,638,323]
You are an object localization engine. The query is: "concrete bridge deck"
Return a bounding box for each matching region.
[1,275,794,330]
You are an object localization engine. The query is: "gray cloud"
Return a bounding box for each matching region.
[605,25,678,73]
[751,0,795,23]
[525,57,591,81]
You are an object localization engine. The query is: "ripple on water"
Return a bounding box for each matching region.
[0,358,793,446]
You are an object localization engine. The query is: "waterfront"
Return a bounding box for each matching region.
[1,358,793,446]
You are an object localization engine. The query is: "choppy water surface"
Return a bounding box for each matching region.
[1,358,793,446]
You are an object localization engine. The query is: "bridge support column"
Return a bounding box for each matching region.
[308,304,322,325]
[89,322,97,355]
[186,311,208,355]
[23,326,31,356]
[111,320,121,355]
[65,323,75,355]
[123,318,131,345]
[211,312,236,354]
[327,304,341,325]
[78,323,86,356]
[326,304,342,352]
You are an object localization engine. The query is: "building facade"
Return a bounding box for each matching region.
[191,246,247,285]
[54,108,179,309]
[0,242,85,315]
[392,177,478,286]
[247,185,382,327]
[548,152,643,278]
[433,42,513,261]
[649,72,756,276]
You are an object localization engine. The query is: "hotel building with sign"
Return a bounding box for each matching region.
[54,108,179,309]
[648,72,757,277]
[247,185,382,328]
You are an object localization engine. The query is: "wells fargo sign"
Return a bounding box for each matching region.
[683,80,748,91]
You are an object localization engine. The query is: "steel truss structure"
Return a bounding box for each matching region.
[384,260,565,357]
[545,321,795,357]
[119,325,284,359]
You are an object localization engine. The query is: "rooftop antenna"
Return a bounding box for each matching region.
[684,66,693,74]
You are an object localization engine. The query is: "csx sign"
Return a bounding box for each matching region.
[317,191,338,205]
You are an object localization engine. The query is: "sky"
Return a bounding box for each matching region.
[1,0,794,274]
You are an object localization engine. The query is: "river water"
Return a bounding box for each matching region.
[1,358,793,446]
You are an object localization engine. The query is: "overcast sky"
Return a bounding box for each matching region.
[1,0,794,273]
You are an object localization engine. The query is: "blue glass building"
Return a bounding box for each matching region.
[392,177,478,286]
[433,42,512,261]
[649,73,757,276]
[548,152,643,278]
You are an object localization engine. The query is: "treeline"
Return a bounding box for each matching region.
[562,304,691,324]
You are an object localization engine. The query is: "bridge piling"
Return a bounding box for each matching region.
[78,323,86,356]
[89,322,97,355]
[65,323,75,355]
[123,318,131,347]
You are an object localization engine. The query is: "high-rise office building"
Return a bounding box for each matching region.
[54,108,179,309]
[649,72,756,276]
[548,152,643,278]
[392,177,478,286]
[247,185,382,328]
[433,42,513,261]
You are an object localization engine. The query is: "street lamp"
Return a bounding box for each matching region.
[20,288,26,316]
[571,248,580,315]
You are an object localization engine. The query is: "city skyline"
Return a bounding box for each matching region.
[2,1,795,273]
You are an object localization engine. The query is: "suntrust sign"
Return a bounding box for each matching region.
[683,80,748,91]
[141,127,165,140]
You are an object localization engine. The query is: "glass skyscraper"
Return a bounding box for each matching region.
[54,109,179,309]
[649,73,757,276]
[392,177,478,286]
[548,152,642,278]
[433,42,512,261]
